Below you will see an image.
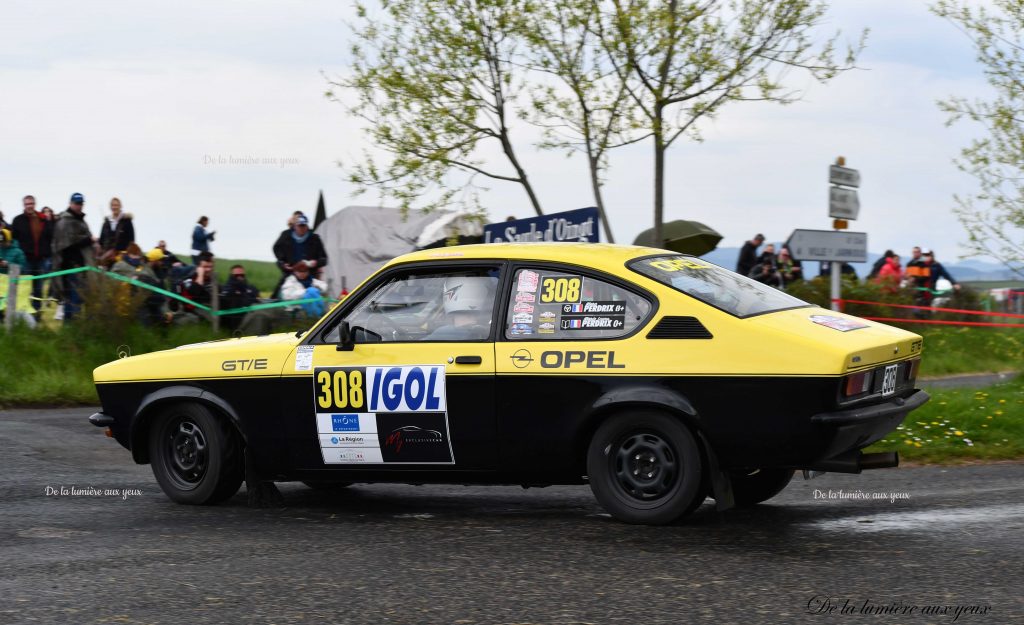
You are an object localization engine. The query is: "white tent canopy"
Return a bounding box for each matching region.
[315,205,483,296]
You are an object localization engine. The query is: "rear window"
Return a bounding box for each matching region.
[628,255,809,318]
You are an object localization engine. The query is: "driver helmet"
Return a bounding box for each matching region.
[442,277,491,314]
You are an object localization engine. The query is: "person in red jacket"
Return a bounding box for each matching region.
[875,254,902,292]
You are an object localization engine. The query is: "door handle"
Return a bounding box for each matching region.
[454,355,482,365]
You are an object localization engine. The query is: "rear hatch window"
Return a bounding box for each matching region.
[628,255,810,318]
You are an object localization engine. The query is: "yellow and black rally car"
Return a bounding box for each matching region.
[91,243,928,524]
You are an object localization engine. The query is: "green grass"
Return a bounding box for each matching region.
[866,376,1024,463]
[915,326,1024,377]
[0,324,228,407]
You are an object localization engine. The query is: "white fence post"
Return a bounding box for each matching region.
[5,264,20,331]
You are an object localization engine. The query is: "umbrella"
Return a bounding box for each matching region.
[632,220,723,256]
[313,190,328,229]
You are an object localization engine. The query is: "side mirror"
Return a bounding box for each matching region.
[336,321,355,352]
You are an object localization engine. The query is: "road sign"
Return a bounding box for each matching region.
[786,229,868,263]
[829,186,860,220]
[829,165,860,188]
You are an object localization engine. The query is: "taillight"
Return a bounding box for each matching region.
[906,358,921,381]
[844,370,873,397]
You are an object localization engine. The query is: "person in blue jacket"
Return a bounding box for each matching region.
[190,216,215,265]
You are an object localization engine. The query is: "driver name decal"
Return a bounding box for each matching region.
[313,365,454,465]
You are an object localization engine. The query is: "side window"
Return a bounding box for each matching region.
[505,268,652,340]
[322,267,500,343]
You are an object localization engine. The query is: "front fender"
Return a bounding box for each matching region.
[130,385,245,463]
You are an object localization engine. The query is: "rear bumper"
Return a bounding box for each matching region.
[809,390,930,468]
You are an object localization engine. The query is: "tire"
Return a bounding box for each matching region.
[730,468,794,507]
[149,403,244,505]
[586,411,705,525]
[301,481,353,491]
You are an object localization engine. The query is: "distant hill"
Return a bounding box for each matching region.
[699,246,1022,282]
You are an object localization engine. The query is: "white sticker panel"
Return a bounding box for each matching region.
[316,413,378,434]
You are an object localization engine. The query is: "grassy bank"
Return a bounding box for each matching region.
[867,376,1024,463]
[0,324,227,407]
[914,326,1023,377]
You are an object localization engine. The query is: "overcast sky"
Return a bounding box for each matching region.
[0,0,994,262]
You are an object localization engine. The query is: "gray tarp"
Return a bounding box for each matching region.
[315,205,482,295]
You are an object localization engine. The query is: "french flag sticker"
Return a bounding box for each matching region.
[568,303,583,313]
[569,319,583,328]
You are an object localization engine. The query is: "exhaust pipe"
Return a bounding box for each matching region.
[810,450,899,474]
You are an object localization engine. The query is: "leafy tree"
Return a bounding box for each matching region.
[332,0,544,216]
[933,0,1024,277]
[596,0,864,246]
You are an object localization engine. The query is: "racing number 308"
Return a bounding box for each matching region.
[540,277,581,303]
[316,370,364,410]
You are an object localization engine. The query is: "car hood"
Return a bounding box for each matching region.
[94,333,302,383]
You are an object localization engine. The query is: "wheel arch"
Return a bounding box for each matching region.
[130,385,246,464]
[575,385,702,473]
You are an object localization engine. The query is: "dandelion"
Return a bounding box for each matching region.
[904,439,913,445]
[914,442,922,448]
[955,430,964,436]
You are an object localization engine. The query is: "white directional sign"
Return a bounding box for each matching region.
[829,186,860,220]
[786,229,868,263]
[829,165,861,188]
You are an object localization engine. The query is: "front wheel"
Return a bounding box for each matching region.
[730,468,794,507]
[149,403,243,505]
[586,411,705,525]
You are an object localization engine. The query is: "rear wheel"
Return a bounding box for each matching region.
[730,468,794,507]
[587,411,705,525]
[149,403,243,505]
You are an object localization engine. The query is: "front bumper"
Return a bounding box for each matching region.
[809,389,930,467]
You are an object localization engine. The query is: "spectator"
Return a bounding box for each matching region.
[1,228,35,329]
[191,216,215,265]
[868,250,894,280]
[917,250,960,304]
[9,195,55,318]
[736,233,764,276]
[154,239,184,276]
[52,193,97,320]
[0,211,6,230]
[183,251,216,307]
[758,243,776,265]
[749,257,782,287]
[111,243,162,321]
[875,253,903,287]
[281,261,328,317]
[41,207,55,221]
[110,243,147,278]
[775,247,802,286]
[219,264,261,331]
[0,228,27,273]
[904,245,927,291]
[98,197,135,266]
[272,214,328,295]
[287,211,305,228]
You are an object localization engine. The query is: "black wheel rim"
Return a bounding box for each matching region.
[611,431,679,502]
[162,417,209,491]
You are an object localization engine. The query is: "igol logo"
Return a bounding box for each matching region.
[510,349,533,369]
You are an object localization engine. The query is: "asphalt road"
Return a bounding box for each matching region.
[1,407,1021,625]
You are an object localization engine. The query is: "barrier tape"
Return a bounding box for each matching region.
[861,317,1024,328]
[834,299,1024,320]
[3,265,336,317]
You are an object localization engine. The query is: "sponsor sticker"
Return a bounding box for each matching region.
[538,322,555,334]
[809,314,869,332]
[512,312,534,324]
[510,323,534,336]
[560,316,625,330]
[513,302,535,314]
[313,366,454,465]
[562,301,626,315]
[517,269,539,292]
[539,311,556,322]
[294,345,314,371]
[515,291,536,303]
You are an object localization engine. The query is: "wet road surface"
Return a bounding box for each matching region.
[1,407,1021,624]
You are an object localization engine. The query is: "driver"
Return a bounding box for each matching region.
[424,276,493,340]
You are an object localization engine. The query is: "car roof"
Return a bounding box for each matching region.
[388,243,682,272]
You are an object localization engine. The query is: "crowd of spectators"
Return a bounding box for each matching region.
[0,194,330,332]
[736,232,961,307]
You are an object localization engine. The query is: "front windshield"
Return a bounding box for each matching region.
[628,255,809,318]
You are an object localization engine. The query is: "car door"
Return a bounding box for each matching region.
[286,262,503,473]
[493,265,655,478]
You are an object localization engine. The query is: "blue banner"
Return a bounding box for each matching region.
[483,207,600,244]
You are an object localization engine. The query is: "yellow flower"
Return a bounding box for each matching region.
[955,430,964,436]
[904,439,913,445]
[914,442,922,448]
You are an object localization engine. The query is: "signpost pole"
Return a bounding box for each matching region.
[831,262,841,312]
